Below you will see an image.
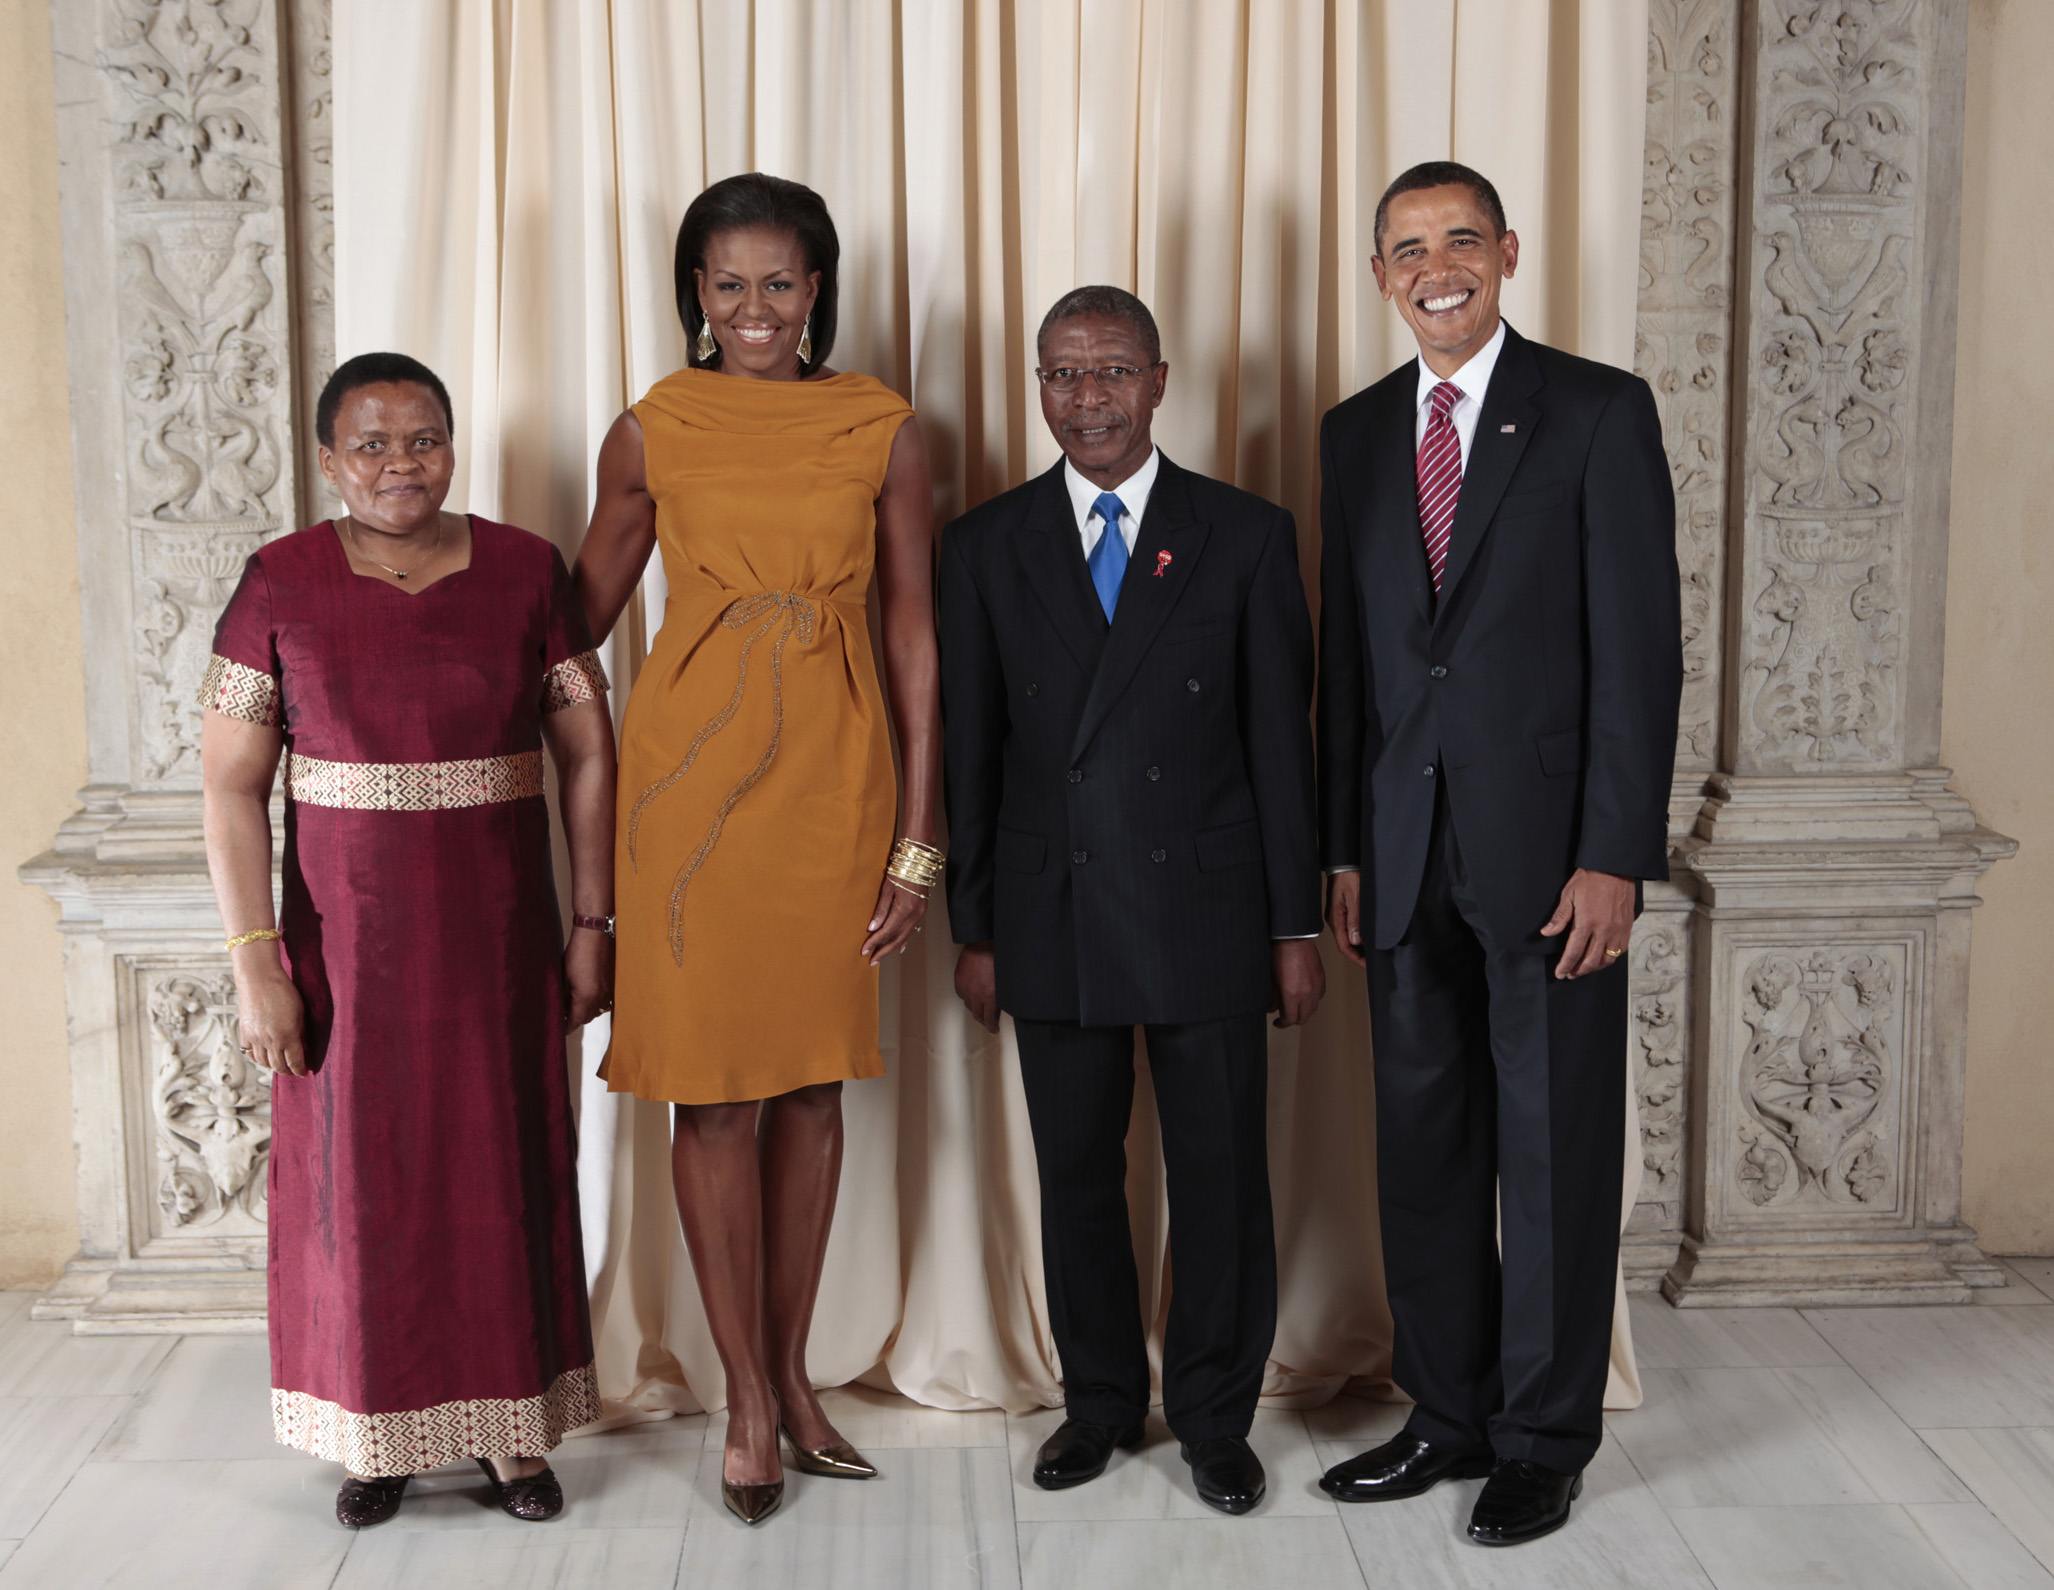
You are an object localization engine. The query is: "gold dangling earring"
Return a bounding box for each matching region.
[696,319,716,363]
[797,316,813,366]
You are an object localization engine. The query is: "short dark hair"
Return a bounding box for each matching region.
[1037,285,1161,366]
[1373,161,1508,256]
[316,352,454,448]
[674,173,840,373]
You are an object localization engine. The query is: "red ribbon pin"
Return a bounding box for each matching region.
[1154,549,1173,578]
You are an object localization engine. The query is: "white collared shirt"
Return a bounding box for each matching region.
[1413,318,1507,472]
[1064,446,1161,561]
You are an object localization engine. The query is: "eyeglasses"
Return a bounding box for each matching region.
[1034,363,1160,394]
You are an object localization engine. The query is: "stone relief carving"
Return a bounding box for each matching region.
[1630,921,1689,1228]
[1734,945,1905,1212]
[1740,0,1919,768]
[288,0,338,522]
[146,970,271,1231]
[104,0,297,783]
[1638,0,1737,768]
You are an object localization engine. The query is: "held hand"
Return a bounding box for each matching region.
[1539,868,1636,980]
[1270,939,1327,1028]
[1326,871,1368,967]
[564,926,615,1030]
[862,875,929,965]
[235,957,308,1076]
[955,941,1000,1034]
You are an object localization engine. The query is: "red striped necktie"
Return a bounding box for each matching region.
[1416,379,1463,593]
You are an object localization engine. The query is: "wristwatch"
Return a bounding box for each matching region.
[572,913,615,937]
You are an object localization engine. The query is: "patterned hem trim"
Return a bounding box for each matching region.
[541,648,609,713]
[272,1361,600,1473]
[286,749,545,811]
[198,653,281,726]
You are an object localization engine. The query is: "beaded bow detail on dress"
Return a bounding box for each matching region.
[626,590,820,964]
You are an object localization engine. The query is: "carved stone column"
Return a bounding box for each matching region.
[21,0,332,1332]
[1643,0,2015,1305]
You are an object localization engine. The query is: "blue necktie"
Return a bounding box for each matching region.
[1087,491,1129,621]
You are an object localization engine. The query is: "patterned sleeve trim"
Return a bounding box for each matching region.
[198,653,281,727]
[541,648,609,714]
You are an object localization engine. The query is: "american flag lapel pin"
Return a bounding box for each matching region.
[1500,422,1518,433]
[1154,549,1173,577]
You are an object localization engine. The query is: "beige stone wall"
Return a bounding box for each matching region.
[0,0,84,1287]
[1945,0,2054,1257]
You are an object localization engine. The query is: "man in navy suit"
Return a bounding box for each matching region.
[1316,163,1681,1545]
[939,286,1324,1516]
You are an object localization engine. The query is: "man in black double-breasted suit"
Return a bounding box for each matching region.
[940,286,1324,1517]
[1315,164,1681,1547]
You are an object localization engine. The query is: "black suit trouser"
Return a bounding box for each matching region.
[1366,786,1627,1473]
[1013,1013,1276,1442]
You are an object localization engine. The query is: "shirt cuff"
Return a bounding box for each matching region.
[1273,933,1322,940]
[1325,864,1360,874]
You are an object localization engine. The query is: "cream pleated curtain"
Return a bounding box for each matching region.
[333,0,1651,1425]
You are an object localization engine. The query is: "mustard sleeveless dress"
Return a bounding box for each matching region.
[606,368,914,1104]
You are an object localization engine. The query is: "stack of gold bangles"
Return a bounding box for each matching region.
[885,837,945,898]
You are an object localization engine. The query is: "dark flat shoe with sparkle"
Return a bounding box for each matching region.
[335,1472,410,1528]
[475,1457,565,1521]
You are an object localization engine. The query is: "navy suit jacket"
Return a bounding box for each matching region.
[940,454,1320,1026]
[1317,324,1682,951]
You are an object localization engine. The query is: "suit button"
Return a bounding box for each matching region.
[1026,684,1039,697]
[1151,849,1166,863]
[1425,765,1436,777]
[1072,850,1088,864]
[1186,678,1200,693]
[1067,768,1083,783]
[1430,665,1447,678]
[1146,766,1160,781]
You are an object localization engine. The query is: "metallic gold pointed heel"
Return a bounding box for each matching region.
[722,1476,784,1525]
[782,1424,878,1479]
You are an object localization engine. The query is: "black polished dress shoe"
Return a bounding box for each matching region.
[1467,1458,1583,1546]
[1319,1431,1495,1503]
[1032,1417,1145,1490]
[475,1457,564,1521]
[1179,1436,1266,1516]
[335,1472,410,1528]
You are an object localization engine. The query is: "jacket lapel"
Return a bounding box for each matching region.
[1016,462,1105,674]
[1069,456,1209,763]
[1435,325,1542,612]
[1366,372,1434,625]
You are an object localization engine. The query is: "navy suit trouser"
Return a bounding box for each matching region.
[1013,1012,1276,1443]
[1367,783,1627,1474]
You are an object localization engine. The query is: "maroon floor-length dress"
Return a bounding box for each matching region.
[201,517,606,1475]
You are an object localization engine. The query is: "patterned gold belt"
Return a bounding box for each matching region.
[628,590,819,964]
[286,750,546,811]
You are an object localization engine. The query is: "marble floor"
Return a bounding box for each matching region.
[3,1263,2054,1589]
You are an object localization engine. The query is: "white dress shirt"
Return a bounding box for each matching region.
[1064,446,1160,558]
[1412,318,1507,471]
[1329,321,1508,881]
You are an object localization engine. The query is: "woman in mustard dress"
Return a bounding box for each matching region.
[574,174,939,1525]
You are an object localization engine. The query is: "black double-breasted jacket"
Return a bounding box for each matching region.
[939,454,1320,1026]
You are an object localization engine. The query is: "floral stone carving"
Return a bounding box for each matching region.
[147,970,271,1230]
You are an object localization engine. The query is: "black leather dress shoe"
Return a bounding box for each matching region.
[1179,1436,1265,1515]
[1033,1418,1145,1490]
[1467,1459,1583,1546]
[335,1472,410,1528]
[1319,1432,1495,1503]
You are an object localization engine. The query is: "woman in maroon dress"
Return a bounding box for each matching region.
[198,353,616,1528]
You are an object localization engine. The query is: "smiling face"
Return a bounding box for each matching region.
[696,225,821,381]
[1372,183,1520,377]
[1036,313,1167,488]
[317,381,454,537]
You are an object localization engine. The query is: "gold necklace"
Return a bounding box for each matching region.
[344,514,443,582]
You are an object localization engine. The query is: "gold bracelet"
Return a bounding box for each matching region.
[224,928,282,950]
[886,837,944,890]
